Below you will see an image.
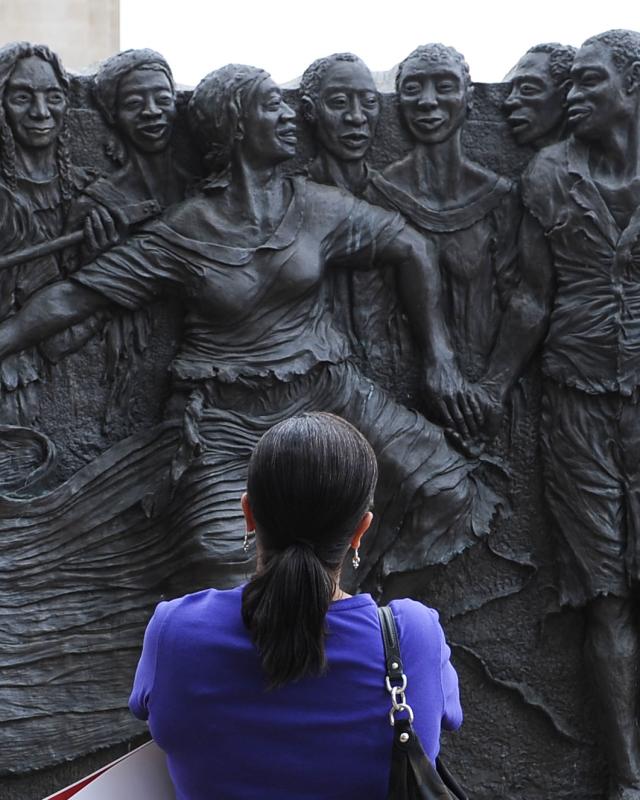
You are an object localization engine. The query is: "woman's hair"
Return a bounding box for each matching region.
[0,42,73,199]
[241,412,378,689]
[187,63,269,177]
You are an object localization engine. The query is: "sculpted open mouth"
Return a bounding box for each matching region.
[567,106,591,124]
[277,127,297,145]
[413,116,445,131]
[138,123,169,138]
[507,115,530,133]
[339,132,369,148]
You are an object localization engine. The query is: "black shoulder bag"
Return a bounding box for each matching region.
[378,605,468,800]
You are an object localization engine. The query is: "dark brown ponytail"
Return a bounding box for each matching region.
[241,413,377,688]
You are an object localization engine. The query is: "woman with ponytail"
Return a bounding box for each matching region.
[129,412,462,799]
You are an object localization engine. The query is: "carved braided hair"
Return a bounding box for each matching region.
[0,42,73,200]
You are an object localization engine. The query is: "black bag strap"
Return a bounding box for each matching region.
[377,605,469,800]
[378,605,404,681]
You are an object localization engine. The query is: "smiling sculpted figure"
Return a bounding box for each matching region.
[0,64,499,589]
[503,43,576,150]
[370,44,545,442]
[92,48,191,209]
[73,50,194,409]
[0,42,118,424]
[521,29,640,800]
[300,53,380,196]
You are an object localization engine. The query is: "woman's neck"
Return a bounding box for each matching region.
[225,155,288,238]
[15,145,58,181]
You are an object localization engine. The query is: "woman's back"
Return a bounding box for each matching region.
[130,586,461,800]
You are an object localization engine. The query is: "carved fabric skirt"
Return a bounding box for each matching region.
[168,359,500,592]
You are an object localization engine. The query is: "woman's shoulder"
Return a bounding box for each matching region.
[152,586,241,628]
[388,598,446,646]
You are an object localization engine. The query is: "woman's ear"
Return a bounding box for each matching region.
[350,510,373,550]
[241,492,256,531]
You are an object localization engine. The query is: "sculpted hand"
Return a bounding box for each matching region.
[425,363,484,439]
[82,204,126,257]
[467,380,508,442]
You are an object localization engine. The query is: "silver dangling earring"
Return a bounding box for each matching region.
[352,547,360,570]
[243,529,253,553]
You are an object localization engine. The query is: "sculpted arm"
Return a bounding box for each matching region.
[478,210,554,434]
[0,280,109,360]
[381,226,478,435]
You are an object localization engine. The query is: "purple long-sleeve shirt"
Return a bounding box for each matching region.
[130,586,462,800]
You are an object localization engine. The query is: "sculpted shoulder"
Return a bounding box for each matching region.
[381,153,415,188]
[300,176,358,221]
[522,140,569,189]
[158,194,215,238]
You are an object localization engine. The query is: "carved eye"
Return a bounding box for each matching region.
[155,93,174,107]
[361,93,379,109]
[580,71,602,88]
[122,95,144,110]
[47,91,65,104]
[519,83,541,96]
[326,94,348,110]
[401,81,421,95]
[436,81,456,93]
[8,91,30,104]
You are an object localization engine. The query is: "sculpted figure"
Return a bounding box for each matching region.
[0,42,117,424]
[520,29,640,800]
[299,53,398,370]
[0,64,500,589]
[503,42,576,149]
[80,49,193,409]
[91,48,191,209]
[300,52,380,195]
[370,44,541,441]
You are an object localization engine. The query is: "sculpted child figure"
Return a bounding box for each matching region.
[0,64,500,588]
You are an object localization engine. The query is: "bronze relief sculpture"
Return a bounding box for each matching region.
[2,31,640,800]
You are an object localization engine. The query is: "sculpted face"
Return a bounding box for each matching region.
[398,56,468,144]
[313,60,379,161]
[567,42,633,141]
[3,56,67,149]
[240,77,297,165]
[503,52,566,146]
[115,67,177,153]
